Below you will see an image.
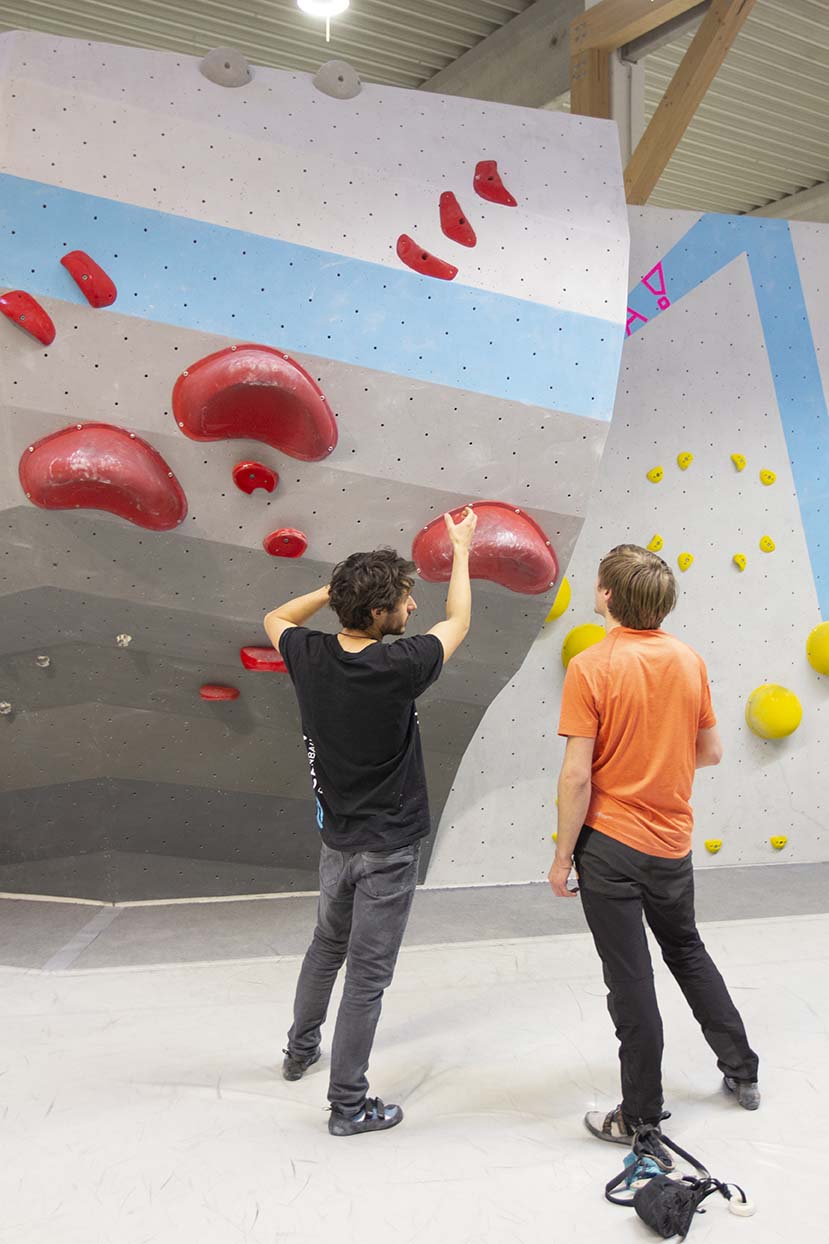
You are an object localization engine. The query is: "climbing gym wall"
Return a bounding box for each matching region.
[0,31,628,901]
[428,205,829,886]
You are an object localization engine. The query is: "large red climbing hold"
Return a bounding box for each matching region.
[0,290,56,345]
[19,422,188,531]
[240,646,287,673]
[412,502,558,596]
[396,235,458,281]
[60,250,118,308]
[233,461,279,494]
[200,684,240,701]
[263,528,308,558]
[439,193,477,248]
[172,345,338,462]
[473,160,518,207]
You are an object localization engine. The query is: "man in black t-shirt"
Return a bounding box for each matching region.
[264,508,477,1136]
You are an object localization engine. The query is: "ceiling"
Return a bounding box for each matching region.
[0,1,533,90]
[0,0,827,219]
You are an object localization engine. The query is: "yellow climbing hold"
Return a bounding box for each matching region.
[760,469,776,486]
[759,535,775,553]
[731,453,746,471]
[561,623,606,670]
[545,576,571,623]
[745,684,802,739]
[806,621,829,675]
[646,466,664,484]
[676,452,693,471]
[677,552,694,572]
[733,553,747,572]
[552,831,558,843]
[647,534,664,552]
[770,836,788,851]
[704,839,722,854]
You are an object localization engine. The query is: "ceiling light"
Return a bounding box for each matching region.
[297,0,350,43]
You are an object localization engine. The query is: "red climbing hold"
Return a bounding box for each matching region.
[172,345,338,462]
[240,646,287,673]
[233,461,278,494]
[0,290,56,345]
[60,250,117,308]
[19,422,188,531]
[439,193,477,248]
[473,160,518,207]
[412,501,558,596]
[263,528,308,558]
[200,684,240,701]
[396,235,458,281]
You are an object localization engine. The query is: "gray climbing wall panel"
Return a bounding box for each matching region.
[0,32,628,899]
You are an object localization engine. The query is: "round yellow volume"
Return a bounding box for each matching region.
[806,621,829,675]
[545,576,571,623]
[561,623,605,670]
[745,684,802,739]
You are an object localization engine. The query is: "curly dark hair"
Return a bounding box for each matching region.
[329,548,415,631]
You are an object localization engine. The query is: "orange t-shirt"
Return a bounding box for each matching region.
[558,627,716,858]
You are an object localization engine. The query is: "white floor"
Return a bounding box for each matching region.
[1,914,826,1244]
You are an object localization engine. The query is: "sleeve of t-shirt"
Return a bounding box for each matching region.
[698,660,717,729]
[391,634,445,698]
[276,625,308,679]
[558,657,599,738]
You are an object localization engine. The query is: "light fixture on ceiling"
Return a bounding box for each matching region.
[296,0,350,44]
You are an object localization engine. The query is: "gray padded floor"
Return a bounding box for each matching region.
[2,861,827,972]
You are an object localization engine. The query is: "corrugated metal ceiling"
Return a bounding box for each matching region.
[645,0,829,215]
[0,1,532,89]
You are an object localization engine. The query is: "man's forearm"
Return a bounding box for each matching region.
[445,548,471,627]
[266,585,330,626]
[554,775,592,864]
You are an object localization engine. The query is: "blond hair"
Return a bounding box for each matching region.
[598,544,677,630]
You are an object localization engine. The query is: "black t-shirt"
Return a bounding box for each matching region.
[278,627,444,851]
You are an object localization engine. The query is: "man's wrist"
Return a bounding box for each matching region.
[553,849,573,867]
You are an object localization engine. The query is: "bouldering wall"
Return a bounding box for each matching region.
[428,206,829,886]
[0,32,628,901]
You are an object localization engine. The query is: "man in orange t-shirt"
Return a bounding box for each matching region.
[549,545,759,1150]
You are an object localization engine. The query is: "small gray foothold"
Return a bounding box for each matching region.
[116,633,133,648]
[36,655,51,668]
[313,60,361,100]
[0,702,12,716]
[199,47,252,88]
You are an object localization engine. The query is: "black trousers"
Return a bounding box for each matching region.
[574,826,759,1124]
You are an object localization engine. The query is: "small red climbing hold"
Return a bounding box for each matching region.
[396,235,458,281]
[240,646,287,673]
[172,344,338,462]
[412,501,558,596]
[439,193,477,248]
[233,461,279,494]
[263,528,308,558]
[60,250,118,308]
[0,290,56,345]
[473,160,518,207]
[199,684,240,701]
[19,422,188,531]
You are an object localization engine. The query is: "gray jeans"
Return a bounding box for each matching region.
[287,840,421,1114]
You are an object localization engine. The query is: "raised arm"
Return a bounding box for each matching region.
[427,507,477,662]
[264,585,330,654]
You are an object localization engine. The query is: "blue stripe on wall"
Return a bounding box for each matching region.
[0,175,623,420]
[627,214,829,617]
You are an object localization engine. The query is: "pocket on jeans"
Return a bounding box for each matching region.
[319,846,345,893]
[362,845,420,898]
